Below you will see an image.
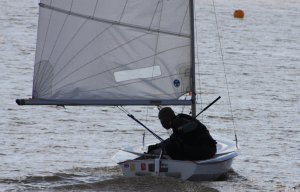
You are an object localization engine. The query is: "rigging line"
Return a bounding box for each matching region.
[181,94,190,113]
[117,106,163,142]
[128,113,163,142]
[212,0,238,148]
[194,3,203,115]
[34,0,54,91]
[171,1,189,115]
[145,107,150,132]
[117,106,129,115]
[46,44,189,96]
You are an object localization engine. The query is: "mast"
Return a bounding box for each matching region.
[190,0,196,117]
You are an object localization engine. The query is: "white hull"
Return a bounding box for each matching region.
[113,135,238,181]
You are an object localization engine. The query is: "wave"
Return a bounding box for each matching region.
[1,161,285,192]
[0,167,248,192]
[52,176,220,192]
[0,166,121,191]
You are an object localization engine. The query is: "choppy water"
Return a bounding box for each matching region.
[1,0,299,191]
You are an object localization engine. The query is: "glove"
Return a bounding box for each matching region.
[147,144,159,153]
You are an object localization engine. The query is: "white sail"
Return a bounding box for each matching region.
[26,0,193,105]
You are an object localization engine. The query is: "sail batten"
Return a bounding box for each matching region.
[22,0,193,106]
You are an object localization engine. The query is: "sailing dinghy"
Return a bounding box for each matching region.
[16,0,238,181]
[113,134,237,180]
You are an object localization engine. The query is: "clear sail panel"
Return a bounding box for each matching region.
[33,0,191,104]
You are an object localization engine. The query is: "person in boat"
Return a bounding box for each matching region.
[147,107,217,160]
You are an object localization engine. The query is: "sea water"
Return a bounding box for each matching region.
[0,0,299,191]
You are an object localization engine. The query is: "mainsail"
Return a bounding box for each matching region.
[17,0,195,106]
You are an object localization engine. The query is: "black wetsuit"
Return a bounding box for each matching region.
[149,114,217,160]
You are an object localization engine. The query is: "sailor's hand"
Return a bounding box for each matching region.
[147,144,158,153]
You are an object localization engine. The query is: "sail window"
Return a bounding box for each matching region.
[114,66,161,82]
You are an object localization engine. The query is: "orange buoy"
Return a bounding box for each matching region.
[233,9,244,19]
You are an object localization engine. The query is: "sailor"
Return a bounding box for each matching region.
[147,107,217,160]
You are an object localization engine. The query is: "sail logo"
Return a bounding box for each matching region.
[173,79,181,88]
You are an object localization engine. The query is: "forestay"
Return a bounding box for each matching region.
[22,0,193,106]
